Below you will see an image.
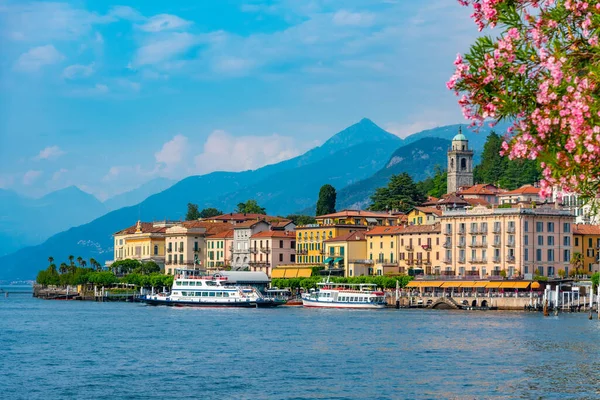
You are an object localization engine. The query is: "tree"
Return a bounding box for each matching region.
[558,269,566,279]
[59,263,68,275]
[199,207,223,219]
[497,159,542,191]
[316,184,337,216]
[449,1,600,200]
[186,203,201,221]
[48,256,54,265]
[81,260,87,268]
[473,132,507,185]
[68,255,74,266]
[369,173,426,213]
[236,200,266,215]
[110,259,142,275]
[286,214,317,226]
[592,272,599,290]
[76,256,83,267]
[416,166,447,198]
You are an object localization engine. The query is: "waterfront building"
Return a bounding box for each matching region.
[248,230,296,276]
[315,209,397,226]
[205,229,234,272]
[457,183,501,205]
[323,231,367,276]
[165,221,234,275]
[447,127,474,194]
[232,220,271,270]
[497,184,542,205]
[111,220,177,270]
[573,224,600,274]
[203,213,292,226]
[295,224,368,265]
[406,207,442,225]
[440,206,574,278]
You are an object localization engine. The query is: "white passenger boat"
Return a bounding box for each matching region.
[301,282,387,309]
[141,269,280,308]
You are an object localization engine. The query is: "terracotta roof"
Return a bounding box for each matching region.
[458,183,499,195]
[413,207,443,216]
[206,229,234,239]
[367,223,441,236]
[251,230,296,239]
[464,198,490,207]
[422,196,440,206]
[573,224,600,235]
[436,194,468,205]
[324,231,367,242]
[498,184,541,196]
[270,220,294,228]
[114,222,167,235]
[233,219,271,229]
[182,221,234,236]
[316,209,394,219]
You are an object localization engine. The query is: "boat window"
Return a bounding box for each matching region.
[196,281,202,286]
[195,292,201,296]
[217,292,223,297]
[206,281,216,286]
[209,292,216,297]
[181,291,187,296]
[224,292,229,297]
[175,281,182,286]
[202,292,208,297]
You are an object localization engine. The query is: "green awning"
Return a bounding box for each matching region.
[333,257,344,263]
[323,257,333,263]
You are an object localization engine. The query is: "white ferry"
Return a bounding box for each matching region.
[141,269,280,308]
[301,282,387,309]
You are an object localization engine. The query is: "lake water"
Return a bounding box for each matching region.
[2,288,600,399]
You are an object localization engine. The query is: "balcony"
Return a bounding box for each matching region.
[469,258,487,264]
[167,248,173,253]
[250,248,258,254]
[375,259,398,267]
[469,227,478,234]
[492,256,500,263]
[441,270,456,276]
[349,259,374,265]
[492,241,501,248]
[248,261,270,268]
[296,249,308,255]
[415,259,424,265]
[444,229,452,236]
[421,245,432,251]
[469,242,486,248]
[458,227,466,235]
[405,245,414,251]
[492,226,501,233]
[457,242,466,248]
[178,248,184,253]
[458,257,466,264]
[507,226,516,233]
[443,241,452,249]
[507,241,515,247]
[260,247,271,254]
[506,255,516,263]
[443,258,452,264]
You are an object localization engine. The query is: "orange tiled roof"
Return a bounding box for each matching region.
[324,231,367,242]
[458,183,499,195]
[573,224,600,235]
[114,222,168,235]
[317,209,394,219]
[206,229,234,239]
[498,184,541,196]
[414,206,443,216]
[464,198,490,207]
[251,230,296,239]
[367,223,441,235]
[233,219,271,229]
[182,221,234,236]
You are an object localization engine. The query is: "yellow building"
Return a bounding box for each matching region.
[295,224,368,265]
[323,231,367,277]
[112,220,176,270]
[573,224,600,274]
[205,229,234,272]
[406,207,442,226]
[315,210,398,226]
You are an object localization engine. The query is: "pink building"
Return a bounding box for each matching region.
[249,230,297,277]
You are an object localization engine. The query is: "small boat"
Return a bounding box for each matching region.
[301,281,387,309]
[265,288,301,306]
[140,269,281,308]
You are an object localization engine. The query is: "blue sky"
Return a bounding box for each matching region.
[0,0,477,200]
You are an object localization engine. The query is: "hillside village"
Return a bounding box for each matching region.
[108,131,600,282]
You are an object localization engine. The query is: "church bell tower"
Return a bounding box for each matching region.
[447,127,473,194]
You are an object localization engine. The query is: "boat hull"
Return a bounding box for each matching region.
[141,297,256,308]
[302,298,386,309]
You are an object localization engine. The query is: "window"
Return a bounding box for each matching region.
[524,221,529,232]
[280,240,284,248]
[563,223,571,233]
[524,235,528,245]
[564,249,570,262]
[524,248,529,261]
[538,236,544,246]
[370,242,373,249]
[575,237,579,246]
[536,249,542,262]
[548,236,554,246]
[154,245,158,255]
[548,266,554,276]
[279,254,283,262]
[391,241,394,248]
[589,238,593,247]
[180,254,183,263]
[536,222,543,232]
[194,242,198,251]
[291,254,295,262]
[564,236,570,246]
[547,222,555,232]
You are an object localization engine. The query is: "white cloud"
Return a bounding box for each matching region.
[23,170,42,185]
[194,130,301,174]
[212,57,255,75]
[134,33,198,66]
[62,63,95,79]
[95,32,104,44]
[51,168,68,181]
[108,6,143,21]
[14,45,64,72]
[68,83,109,97]
[332,10,375,27]
[155,134,188,170]
[34,145,66,160]
[139,14,192,32]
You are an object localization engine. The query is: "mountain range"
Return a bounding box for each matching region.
[0,118,496,281]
